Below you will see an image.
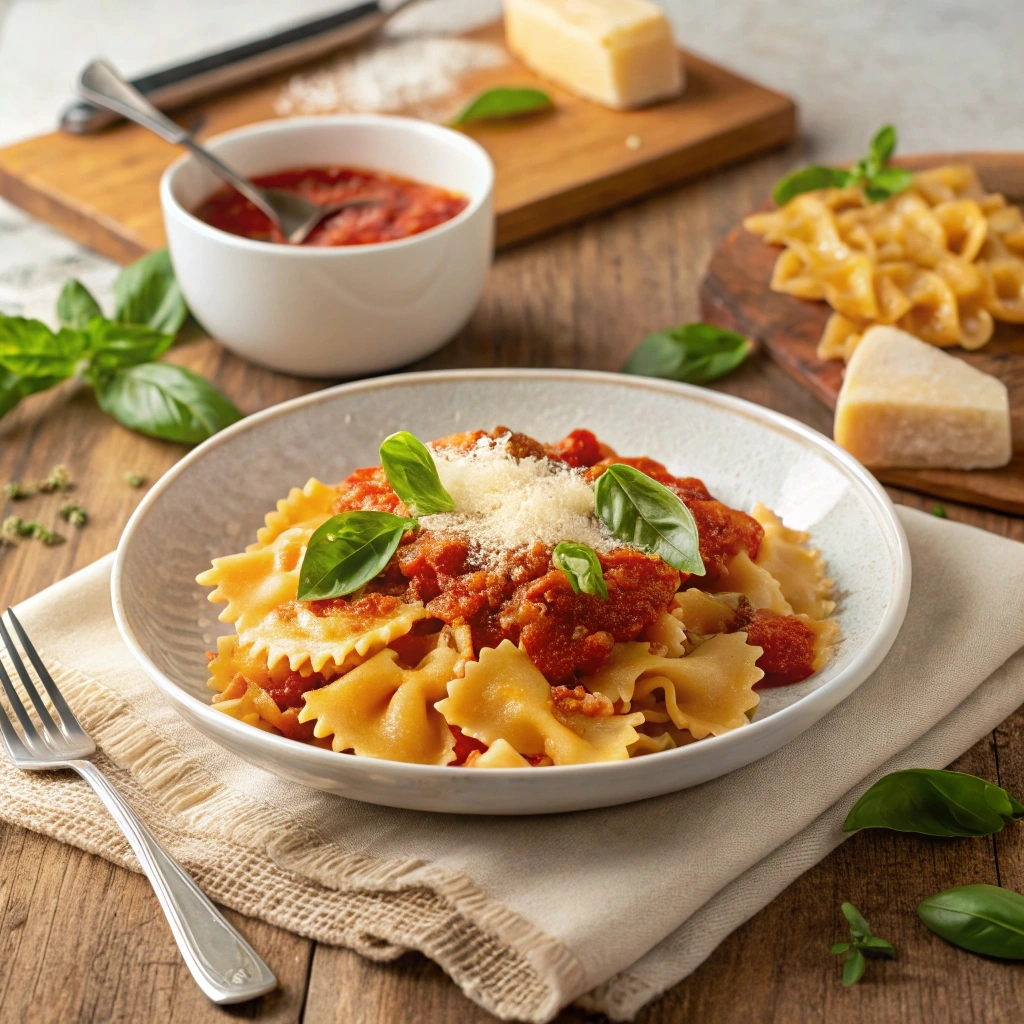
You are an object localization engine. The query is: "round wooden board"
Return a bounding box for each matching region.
[699,152,1024,516]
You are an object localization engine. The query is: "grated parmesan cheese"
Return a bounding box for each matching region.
[275,37,507,117]
[420,435,614,562]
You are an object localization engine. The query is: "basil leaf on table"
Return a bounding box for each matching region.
[918,885,1024,959]
[298,511,418,601]
[451,87,553,125]
[113,248,188,335]
[772,165,853,206]
[0,365,66,419]
[594,463,705,576]
[552,541,608,599]
[622,323,751,384]
[0,317,86,379]
[379,431,455,516]
[831,902,895,986]
[85,320,175,371]
[94,362,241,443]
[843,769,1024,837]
[56,280,103,330]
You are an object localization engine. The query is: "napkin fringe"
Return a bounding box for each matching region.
[37,658,585,1023]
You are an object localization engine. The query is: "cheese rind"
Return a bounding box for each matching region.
[504,0,684,111]
[834,326,1012,470]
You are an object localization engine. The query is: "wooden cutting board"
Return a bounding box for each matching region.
[0,21,794,263]
[699,152,1024,516]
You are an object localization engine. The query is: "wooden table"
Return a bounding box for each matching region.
[1,148,1022,1024]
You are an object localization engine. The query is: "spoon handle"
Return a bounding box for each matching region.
[77,60,278,220]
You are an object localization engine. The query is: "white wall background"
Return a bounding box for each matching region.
[1,0,1021,315]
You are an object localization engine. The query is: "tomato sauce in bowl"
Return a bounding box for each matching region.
[194,165,469,246]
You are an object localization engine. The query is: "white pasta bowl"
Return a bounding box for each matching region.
[160,115,494,377]
[112,370,910,815]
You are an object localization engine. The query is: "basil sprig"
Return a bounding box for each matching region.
[773,124,914,206]
[918,885,1024,959]
[623,323,751,384]
[552,541,608,599]
[298,511,417,601]
[0,248,239,443]
[831,902,895,986]
[843,769,1024,838]
[594,463,705,576]
[379,431,455,516]
[451,87,553,126]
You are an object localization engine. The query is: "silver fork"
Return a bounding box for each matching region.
[0,608,277,1005]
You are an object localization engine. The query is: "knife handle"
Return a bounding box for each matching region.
[61,1,396,134]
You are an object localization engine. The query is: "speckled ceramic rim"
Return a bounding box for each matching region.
[111,369,911,787]
[160,114,495,257]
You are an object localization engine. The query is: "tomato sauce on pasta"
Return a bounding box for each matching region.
[199,428,840,766]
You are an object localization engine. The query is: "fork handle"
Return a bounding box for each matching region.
[70,760,277,1004]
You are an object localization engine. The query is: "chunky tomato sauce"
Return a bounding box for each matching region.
[195,165,468,246]
[238,428,820,724]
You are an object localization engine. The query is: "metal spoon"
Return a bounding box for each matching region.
[78,59,375,245]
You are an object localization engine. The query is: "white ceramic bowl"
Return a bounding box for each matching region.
[112,370,911,815]
[160,116,494,377]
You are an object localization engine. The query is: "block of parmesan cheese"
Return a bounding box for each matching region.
[504,0,684,110]
[834,326,1012,470]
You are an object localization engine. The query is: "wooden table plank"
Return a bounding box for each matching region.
[2,146,1022,1023]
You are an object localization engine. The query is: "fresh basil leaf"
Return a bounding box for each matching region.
[830,942,851,955]
[94,362,241,443]
[56,280,103,330]
[451,86,553,125]
[113,248,188,335]
[918,885,1024,959]
[298,511,417,601]
[379,431,455,516]
[772,165,853,206]
[622,323,751,384]
[594,463,705,576]
[85,319,174,371]
[0,365,67,419]
[841,901,872,941]
[552,541,608,599]
[842,949,866,987]
[869,124,898,171]
[866,165,913,201]
[861,936,896,956]
[843,768,1024,837]
[0,317,86,379]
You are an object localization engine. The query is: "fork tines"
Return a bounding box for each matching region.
[0,608,87,752]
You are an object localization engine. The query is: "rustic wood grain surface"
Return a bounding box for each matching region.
[1,148,1022,1024]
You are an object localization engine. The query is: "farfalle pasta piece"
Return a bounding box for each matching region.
[708,550,792,615]
[466,739,531,768]
[627,633,762,739]
[642,610,690,657]
[436,641,644,765]
[298,644,460,764]
[670,589,741,635]
[198,524,427,671]
[253,477,339,549]
[750,504,835,620]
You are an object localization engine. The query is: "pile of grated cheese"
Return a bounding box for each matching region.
[420,435,615,562]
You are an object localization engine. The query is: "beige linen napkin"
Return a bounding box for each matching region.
[3,506,1024,1022]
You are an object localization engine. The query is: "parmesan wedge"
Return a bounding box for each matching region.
[834,326,1012,470]
[504,0,684,111]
